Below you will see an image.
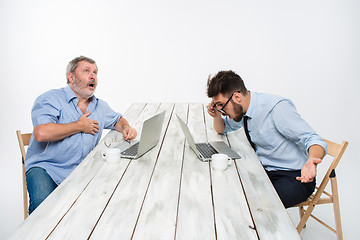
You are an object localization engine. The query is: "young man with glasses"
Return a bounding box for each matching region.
[206,70,327,208]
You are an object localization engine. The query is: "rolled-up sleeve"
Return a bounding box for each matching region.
[223,116,242,133]
[31,94,60,127]
[98,100,122,130]
[270,100,327,154]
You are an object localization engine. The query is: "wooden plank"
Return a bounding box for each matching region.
[175,103,216,240]
[8,103,146,240]
[131,103,188,240]
[46,159,130,239]
[227,129,300,240]
[88,103,174,239]
[203,104,258,240]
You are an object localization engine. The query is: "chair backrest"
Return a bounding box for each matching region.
[307,139,348,208]
[322,138,348,181]
[16,130,32,219]
[309,138,348,208]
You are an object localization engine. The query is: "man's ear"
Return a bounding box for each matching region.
[68,72,74,84]
[232,91,242,104]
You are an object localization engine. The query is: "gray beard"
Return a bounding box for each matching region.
[73,75,95,99]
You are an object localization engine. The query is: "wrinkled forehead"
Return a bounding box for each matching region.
[76,60,98,71]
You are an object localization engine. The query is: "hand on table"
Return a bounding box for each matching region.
[122,126,137,140]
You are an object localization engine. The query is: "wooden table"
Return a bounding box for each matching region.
[9,103,300,240]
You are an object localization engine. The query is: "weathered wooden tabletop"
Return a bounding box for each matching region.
[9,103,300,240]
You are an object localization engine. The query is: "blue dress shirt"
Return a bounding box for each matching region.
[25,85,122,184]
[223,92,327,171]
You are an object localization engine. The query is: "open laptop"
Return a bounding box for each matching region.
[120,111,166,159]
[176,114,241,162]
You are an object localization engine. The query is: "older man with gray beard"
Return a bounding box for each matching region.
[25,56,137,214]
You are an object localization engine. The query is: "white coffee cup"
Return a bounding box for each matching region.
[211,153,232,171]
[102,148,121,163]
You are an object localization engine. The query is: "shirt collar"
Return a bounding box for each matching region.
[64,85,97,104]
[245,91,256,119]
[64,85,77,102]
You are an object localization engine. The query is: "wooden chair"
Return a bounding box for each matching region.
[295,139,348,240]
[16,130,32,220]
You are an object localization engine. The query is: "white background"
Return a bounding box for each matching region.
[1,0,359,239]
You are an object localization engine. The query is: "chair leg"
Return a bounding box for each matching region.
[298,206,306,228]
[331,176,343,240]
[22,165,28,219]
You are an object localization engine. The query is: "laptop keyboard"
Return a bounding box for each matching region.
[121,142,139,156]
[196,143,218,159]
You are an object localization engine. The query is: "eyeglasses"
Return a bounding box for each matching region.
[213,91,240,115]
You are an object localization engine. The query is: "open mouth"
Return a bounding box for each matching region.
[89,83,95,88]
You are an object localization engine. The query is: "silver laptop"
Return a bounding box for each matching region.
[176,114,241,162]
[120,111,166,159]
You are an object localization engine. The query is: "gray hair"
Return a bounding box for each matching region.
[66,56,97,83]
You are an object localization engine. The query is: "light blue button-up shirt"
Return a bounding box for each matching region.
[223,92,327,171]
[25,85,122,184]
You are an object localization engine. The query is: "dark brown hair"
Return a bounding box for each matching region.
[207,70,247,97]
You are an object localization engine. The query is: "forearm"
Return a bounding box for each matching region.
[114,117,130,133]
[308,144,326,161]
[213,115,225,134]
[34,122,81,142]
[114,117,137,140]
